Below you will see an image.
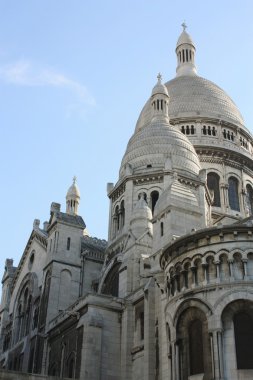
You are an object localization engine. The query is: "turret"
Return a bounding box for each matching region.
[151,73,170,122]
[66,176,80,215]
[176,22,197,77]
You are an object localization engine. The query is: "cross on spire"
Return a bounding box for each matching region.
[157,72,162,82]
[182,21,187,31]
[73,176,77,184]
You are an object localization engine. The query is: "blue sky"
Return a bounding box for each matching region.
[0,1,253,272]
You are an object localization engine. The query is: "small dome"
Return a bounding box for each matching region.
[176,30,195,48]
[120,116,200,178]
[66,176,80,199]
[151,73,169,97]
[135,75,244,132]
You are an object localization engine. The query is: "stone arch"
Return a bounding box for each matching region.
[214,289,253,319]
[202,250,216,264]
[101,262,121,297]
[98,255,122,294]
[176,304,213,379]
[172,298,213,326]
[221,299,253,376]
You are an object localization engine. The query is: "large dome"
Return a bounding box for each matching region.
[120,117,201,178]
[135,75,244,132]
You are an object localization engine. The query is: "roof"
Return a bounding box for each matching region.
[135,75,245,132]
[120,117,200,179]
[53,212,86,229]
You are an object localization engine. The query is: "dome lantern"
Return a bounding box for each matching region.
[66,176,80,215]
[176,23,197,77]
[151,73,170,123]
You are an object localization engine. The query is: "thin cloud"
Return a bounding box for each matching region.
[0,59,95,108]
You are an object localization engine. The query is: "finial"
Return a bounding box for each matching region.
[181,21,187,31]
[73,176,77,184]
[157,72,162,83]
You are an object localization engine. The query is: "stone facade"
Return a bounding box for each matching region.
[0,26,253,380]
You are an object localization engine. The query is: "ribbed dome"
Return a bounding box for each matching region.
[120,117,200,178]
[135,75,244,132]
[176,30,194,48]
[66,177,80,199]
[151,74,169,97]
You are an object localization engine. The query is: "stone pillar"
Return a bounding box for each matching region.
[175,342,180,380]
[221,183,229,210]
[210,329,224,380]
[228,259,234,280]
[243,259,248,279]
[79,324,102,380]
[121,302,134,380]
[190,266,197,288]
[202,263,208,285]
[143,282,156,380]
[215,260,220,283]
[217,331,224,379]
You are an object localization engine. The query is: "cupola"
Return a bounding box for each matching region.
[176,22,197,77]
[151,73,170,122]
[66,176,80,215]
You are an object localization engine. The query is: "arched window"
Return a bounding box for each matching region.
[115,205,120,231]
[25,295,32,336]
[189,319,204,375]
[150,191,159,214]
[234,312,253,369]
[228,176,240,211]
[120,200,125,227]
[246,184,253,215]
[207,172,221,207]
[102,263,121,297]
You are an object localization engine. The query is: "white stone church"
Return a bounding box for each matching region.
[1,26,253,380]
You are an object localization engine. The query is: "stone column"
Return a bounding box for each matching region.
[202,263,208,285]
[143,282,156,380]
[79,324,102,380]
[243,259,248,280]
[121,302,134,380]
[190,266,197,288]
[215,260,220,283]
[210,329,224,380]
[228,259,234,280]
[217,331,224,379]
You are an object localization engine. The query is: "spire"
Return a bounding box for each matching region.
[66,176,80,215]
[175,23,197,77]
[151,73,170,123]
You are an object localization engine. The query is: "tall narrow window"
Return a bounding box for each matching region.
[207,172,221,207]
[160,222,164,236]
[151,191,159,214]
[228,176,240,211]
[189,319,204,375]
[120,200,125,227]
[67,237,71,250]
[246,184,253,215]
[234,312,253,369]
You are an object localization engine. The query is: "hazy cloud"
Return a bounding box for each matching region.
[0,59,95,109]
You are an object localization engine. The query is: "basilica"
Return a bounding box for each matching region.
[1,26,253,380]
